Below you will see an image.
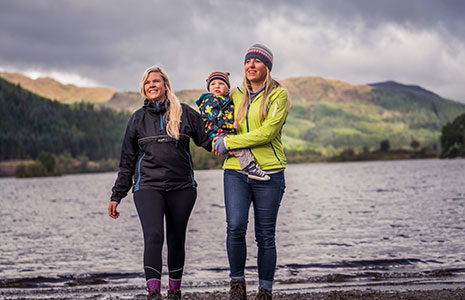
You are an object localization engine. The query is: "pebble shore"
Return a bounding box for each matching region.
[127,288,465,299]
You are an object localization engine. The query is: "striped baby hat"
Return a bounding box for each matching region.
[206,71,231,90]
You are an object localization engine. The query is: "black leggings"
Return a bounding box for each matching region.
[134,188,196,281]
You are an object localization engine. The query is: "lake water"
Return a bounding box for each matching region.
[1,159,465,299]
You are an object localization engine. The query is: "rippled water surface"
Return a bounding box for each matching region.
[1,159,465,298]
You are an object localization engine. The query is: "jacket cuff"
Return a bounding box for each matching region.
[110,197,121,203]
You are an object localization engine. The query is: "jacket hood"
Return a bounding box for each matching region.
[195,93,213,107]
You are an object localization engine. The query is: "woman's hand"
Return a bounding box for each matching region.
[212,136,235,156]
[108,201,120,219]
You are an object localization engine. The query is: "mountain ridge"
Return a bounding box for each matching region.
[368,80,439,97]
[0,71,461,106]
[0,72,116,104]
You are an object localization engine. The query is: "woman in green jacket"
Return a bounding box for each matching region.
[213,44,289,300]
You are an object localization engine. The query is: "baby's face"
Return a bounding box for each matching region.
[209,79,229,96]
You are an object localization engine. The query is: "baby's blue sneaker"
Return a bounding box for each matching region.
[247,165,270,181]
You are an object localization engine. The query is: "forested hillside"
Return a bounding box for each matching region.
[0,78,130,161]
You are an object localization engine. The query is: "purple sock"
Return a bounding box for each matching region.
[169,278,181,290]
[146,279,161,293]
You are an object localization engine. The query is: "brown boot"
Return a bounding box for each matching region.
[167,289,181,300]
[146,290,162,300]
[229,279,247,300]
[255,287,272,300]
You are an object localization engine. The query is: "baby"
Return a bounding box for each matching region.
[196,71,270,181]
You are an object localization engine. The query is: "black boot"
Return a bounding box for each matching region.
[229,279,247,300]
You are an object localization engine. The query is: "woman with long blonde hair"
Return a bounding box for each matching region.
[108,66,212,300]
[213,44,289,300]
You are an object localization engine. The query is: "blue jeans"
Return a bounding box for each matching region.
[223,169,285,291]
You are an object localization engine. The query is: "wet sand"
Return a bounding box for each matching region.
[3,286,465,299]
[113,288,465,299]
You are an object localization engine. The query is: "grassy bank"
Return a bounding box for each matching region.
[0,154,118,177]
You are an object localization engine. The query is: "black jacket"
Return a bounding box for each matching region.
[111,99,212,203]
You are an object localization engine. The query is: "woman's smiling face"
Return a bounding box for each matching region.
[144,71,166,101]
[245,58,267,84]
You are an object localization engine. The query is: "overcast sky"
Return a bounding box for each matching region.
[1,0,465,102]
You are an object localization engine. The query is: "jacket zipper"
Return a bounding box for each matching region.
[156,102,164,132]
[134,152,146,191]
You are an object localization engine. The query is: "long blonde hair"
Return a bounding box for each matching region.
[140,66,182,139]
[236,67,281,121]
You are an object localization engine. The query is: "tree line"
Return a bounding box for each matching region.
[441,112,465,158]
[0,78,129,161]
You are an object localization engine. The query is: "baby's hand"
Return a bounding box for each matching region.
[233,121,239,129]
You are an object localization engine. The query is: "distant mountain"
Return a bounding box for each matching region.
[0,72,116,104]
[175,89,206,106]
[368,80,439,97]
[280,76,374,104]
[101,91,142,112]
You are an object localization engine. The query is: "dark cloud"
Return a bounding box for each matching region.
[277,0,465,33]
[1,0,464,101]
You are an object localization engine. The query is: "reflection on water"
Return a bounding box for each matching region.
[1,159,465,298]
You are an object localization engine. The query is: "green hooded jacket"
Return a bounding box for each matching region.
[223,85,289,170]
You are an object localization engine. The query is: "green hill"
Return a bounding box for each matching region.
[101,91,142,112]
[285,77,465,155]
[0,78,129,161]
[0,72,116,104]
